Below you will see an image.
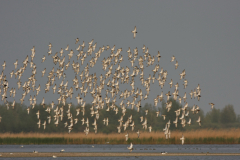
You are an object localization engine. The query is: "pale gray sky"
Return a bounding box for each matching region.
[0,1,240,114]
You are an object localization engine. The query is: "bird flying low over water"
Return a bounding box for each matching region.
[127,143,133,152]
[180,134,185,145]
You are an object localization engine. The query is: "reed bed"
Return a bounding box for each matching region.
[1,129,240,145]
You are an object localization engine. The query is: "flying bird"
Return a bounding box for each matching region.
[180,134,185,145]
[209,103,215,109]
[127,143,133,152]
[132,26,137,39]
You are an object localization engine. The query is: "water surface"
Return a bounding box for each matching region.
[2,156,240,160]
[1,144,240,160]
[1,144,240,153]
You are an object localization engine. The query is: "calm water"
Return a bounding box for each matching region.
[1,144,240,153]
[1,157,240,160]
[1,144,240,160]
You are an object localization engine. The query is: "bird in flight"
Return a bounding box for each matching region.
[180,134,185,145]
[127,143,133,152]
[0,28,207,150]
[132,26,137,39]
[209,103,215,109]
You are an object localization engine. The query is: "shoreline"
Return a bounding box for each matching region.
[1,152,240,157]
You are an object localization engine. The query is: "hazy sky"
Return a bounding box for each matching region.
[0,1,240,114]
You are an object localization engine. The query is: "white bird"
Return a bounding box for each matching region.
[169,79,173,88]
[187,118,191,126]
[136,130,140,138]
[47,116,51,124]
[64,122,68,127]
[127,143,133,152]
[75,38,79,44]
[209,103,215,109]
[42,55,46,63]
[125,133,129,141]
[148,126,152,132]
[162,115,166,120]
[180,134,185,145]
[42,120,46,130]
[27,107,30,114]
[196,116,201,126]
[175,60,178,69]
[171,56,175,62]
[145,109,148,115]
[65,45,69,51]
[173,117,178,127]
[132,26,137,39]
[140,116,143,122]
[14,60,18,69]
[37,119,41,128]
[2,61,6,70]
[156,111,160,117]
[36,110,40,119]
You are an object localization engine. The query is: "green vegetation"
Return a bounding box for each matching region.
[0,100,239,133]
[0,99,240,144]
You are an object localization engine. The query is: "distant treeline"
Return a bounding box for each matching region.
[0,98,239,133]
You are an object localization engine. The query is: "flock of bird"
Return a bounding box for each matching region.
[0,26,214,152]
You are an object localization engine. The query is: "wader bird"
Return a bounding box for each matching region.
[0,27,206,149]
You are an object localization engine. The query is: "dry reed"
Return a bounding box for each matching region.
[1,129,240,144]
[1,128,240,139]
